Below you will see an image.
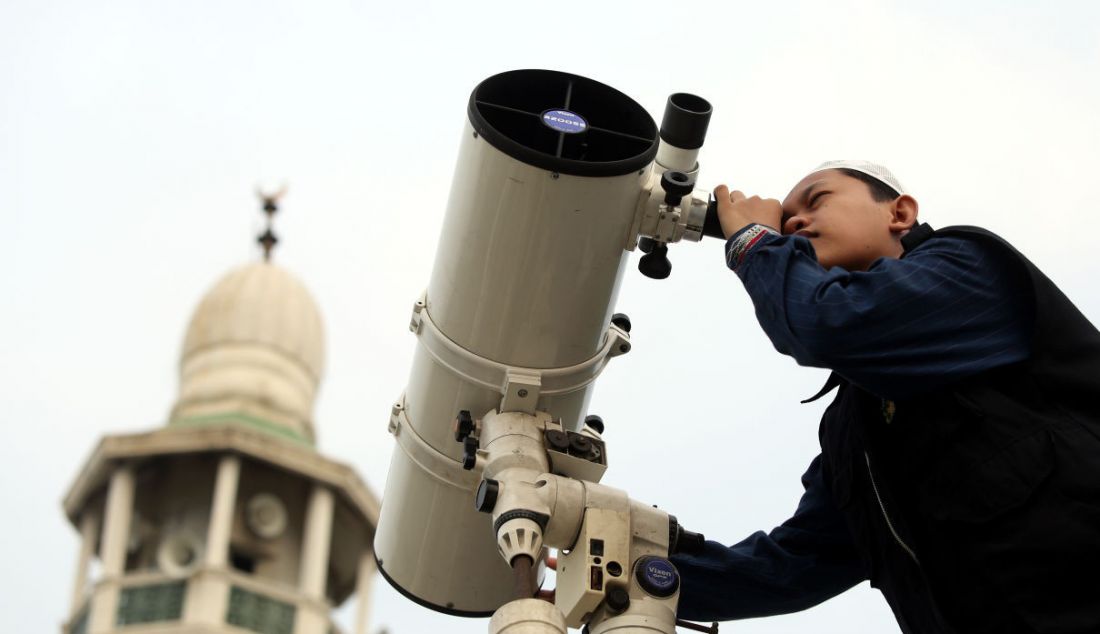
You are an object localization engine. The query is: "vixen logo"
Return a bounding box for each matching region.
[542,109,587,133]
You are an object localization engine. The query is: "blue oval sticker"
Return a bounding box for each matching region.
[542,109,588,134]
[643,558,678,590]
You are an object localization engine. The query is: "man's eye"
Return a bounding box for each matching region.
[809,192,828,207]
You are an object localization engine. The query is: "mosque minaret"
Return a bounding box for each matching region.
[61,192,380,634]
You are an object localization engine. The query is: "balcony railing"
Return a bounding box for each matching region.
[116,580,186,625]
[226,585,296,634]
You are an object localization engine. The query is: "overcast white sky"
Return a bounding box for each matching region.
[2,1,1098,632]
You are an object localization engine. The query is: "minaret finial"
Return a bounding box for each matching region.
[255,184,287,261]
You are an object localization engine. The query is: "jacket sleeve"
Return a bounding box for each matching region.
[726,227,1032,400]
[671,455,867,622]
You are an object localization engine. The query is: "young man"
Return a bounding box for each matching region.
[671,161,1100,633]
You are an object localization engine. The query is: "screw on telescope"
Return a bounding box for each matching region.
[462,436,479,470]
[475,479,499,513]
[453,410,475,442]
[605,586,630,614]
[610,313,631,333]
[584,414,605,434]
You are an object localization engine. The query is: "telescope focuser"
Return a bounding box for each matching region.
[637,170,698,280]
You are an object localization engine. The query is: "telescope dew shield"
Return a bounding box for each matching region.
[375,70,659,616]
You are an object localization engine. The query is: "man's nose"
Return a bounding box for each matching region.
[783,215,808,235]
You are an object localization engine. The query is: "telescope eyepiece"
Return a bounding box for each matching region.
[659,93,713,151]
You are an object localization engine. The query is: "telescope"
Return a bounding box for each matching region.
[374,69,723,633]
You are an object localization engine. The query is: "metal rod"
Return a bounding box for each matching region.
[512,555,536,600]
[675,619,720,634]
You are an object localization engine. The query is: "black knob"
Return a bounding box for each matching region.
[610,313,631,333]
[605,586,630,614]
[454,410,475,442]
[545,429,570,453]
[678,528,706,555]
[661,170,694,205]
[638,236,657,254]
[670,516,706,556]
[475,479,499,513]
[584,414,605,434]
[462,436,479,470]
[569,434,593,458]
[638,243,672,279]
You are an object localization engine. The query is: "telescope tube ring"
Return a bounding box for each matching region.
[410,294,631,400]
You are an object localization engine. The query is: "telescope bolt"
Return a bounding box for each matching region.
[638,242,672,279]
[454,409,477,442]
[605,586,631,615]
[462,435,480,470]
[584,414,605,434]
[476,478,500,513]
[610,313,631,333]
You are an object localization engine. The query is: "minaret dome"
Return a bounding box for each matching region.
[169,261,325,445]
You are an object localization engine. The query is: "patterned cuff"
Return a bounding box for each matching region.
[725,224,780,271]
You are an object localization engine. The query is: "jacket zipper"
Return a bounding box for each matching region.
[864,451,920,566]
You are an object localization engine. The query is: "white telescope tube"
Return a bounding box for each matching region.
[374,69,660,616]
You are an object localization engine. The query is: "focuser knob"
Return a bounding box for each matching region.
[638,242,672,279]
[661,170,694,205]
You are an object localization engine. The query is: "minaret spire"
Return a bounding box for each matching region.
[256,185,287,261]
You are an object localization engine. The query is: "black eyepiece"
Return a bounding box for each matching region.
[659,93,712,150]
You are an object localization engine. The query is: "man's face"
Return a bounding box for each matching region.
[780,169,904,271]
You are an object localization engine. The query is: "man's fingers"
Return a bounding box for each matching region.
[729,189,747,204]
[714,184,730,205]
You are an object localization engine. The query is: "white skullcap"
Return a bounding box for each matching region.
[810,160,909,197]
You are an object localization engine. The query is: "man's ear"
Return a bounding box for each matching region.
[889,195,919,234]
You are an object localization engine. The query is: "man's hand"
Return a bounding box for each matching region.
[715,184,782,239]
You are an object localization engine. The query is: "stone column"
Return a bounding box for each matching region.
[353,550,377,634]
[70,511,100,614]
[299,484,334,597]
[90,465,135,633]
[205,454,241,568]
[296,484,334,633]
[186,454,241,626]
